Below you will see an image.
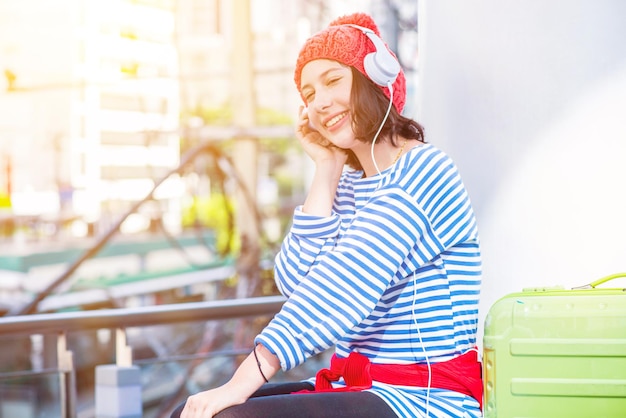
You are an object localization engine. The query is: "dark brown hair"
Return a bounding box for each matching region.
[344,67,425,170]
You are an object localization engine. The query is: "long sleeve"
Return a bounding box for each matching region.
[258,187,444,370]
[273,207,342,297]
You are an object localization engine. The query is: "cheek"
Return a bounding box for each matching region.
[339,85,353,105]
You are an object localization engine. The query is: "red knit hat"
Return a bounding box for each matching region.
[294,13,406,113]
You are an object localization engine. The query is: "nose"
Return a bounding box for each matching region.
[310,90,332,113]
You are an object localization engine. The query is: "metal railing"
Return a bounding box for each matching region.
[0,295,286,417]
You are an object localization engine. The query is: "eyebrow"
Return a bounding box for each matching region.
[301,67,345,92]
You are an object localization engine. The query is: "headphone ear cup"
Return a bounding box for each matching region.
[346,24,400,87]
[363,50,400,87]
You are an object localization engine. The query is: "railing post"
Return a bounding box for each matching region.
[57,332,77,418]
[95,328,142,418]
[115,328,133,367]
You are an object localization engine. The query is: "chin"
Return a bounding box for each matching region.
[328,131,357,149]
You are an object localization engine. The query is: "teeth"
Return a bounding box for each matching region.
[325,112,347,128]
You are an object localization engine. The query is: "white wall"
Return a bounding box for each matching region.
[417,0,626,341]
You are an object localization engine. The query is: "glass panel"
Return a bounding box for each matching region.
[0,373,63,418]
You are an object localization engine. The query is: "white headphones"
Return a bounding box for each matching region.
[343,24,401,87]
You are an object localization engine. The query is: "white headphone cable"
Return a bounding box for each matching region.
[412,271,432,417]
[370,82,395,176]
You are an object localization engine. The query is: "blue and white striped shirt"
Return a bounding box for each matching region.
[256,144,482,417]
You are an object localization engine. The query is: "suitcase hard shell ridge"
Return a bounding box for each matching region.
[483,273,626,418]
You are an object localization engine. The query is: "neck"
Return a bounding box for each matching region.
[356,137,409,177]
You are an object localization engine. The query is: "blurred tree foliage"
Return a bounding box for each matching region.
[179,104,303,261]
[182,192,237,257]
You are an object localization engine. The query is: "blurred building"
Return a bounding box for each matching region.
[0,0,181,236]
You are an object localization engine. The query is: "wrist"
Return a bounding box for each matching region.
[314,158,343,177]
[219,381,249,406]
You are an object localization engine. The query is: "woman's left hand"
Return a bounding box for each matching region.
[180,384,245,418]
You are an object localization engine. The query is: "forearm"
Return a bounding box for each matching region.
[303,160,343,216]
[222,344,281,401]
[180,344,281,417]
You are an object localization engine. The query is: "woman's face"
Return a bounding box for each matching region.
[300,59,357,149]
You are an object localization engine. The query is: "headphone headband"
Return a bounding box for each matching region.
[342,24,401,87]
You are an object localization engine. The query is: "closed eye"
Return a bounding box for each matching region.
[301,89,315,103]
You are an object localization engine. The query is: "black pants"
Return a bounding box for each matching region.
[170,382,397,418]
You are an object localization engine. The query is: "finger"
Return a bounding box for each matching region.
[297,106,307,124]
[181,404,193,418]
[180,398,196,418]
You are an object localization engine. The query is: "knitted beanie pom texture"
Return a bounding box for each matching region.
[294,12,406,113]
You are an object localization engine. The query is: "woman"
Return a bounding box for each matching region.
[175,12,482,418]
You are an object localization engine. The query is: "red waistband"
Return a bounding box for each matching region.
[313,349,483,410]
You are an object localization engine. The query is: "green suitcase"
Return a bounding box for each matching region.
[483,273,626,418]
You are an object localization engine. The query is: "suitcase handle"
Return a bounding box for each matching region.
[576,272,626,289]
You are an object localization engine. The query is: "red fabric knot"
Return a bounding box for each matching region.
[310,349,483,410]
[315,351,373,392]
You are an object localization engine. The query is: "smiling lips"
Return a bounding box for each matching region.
[325,112,348,128]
